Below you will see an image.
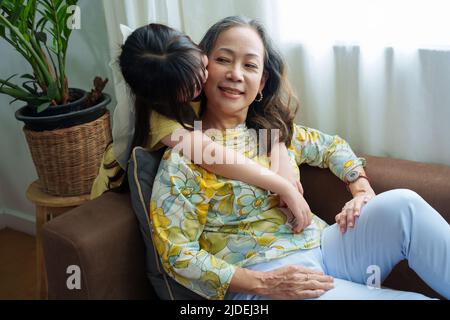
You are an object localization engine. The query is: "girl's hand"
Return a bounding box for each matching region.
[335,191,375,233]
[256,265,334,299]
[277,161,304,196]
[279,184,312,233]
[279,180,304,207]
[276,156,306,231]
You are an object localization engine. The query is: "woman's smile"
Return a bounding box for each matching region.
[218,85,245,99]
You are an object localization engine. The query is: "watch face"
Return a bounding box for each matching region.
[347,170,360,182]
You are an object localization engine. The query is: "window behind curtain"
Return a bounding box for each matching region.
[276,0,450,49]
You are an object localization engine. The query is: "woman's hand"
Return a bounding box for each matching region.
[279,184,312,233]
[256,265,334,299]
[335,191,375,233]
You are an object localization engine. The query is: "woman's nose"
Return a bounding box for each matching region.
[226,65,244,82]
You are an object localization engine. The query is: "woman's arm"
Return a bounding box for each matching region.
[335,167,377,233]
[347,167,375,197]
[290,125,366,181]
[289,125,378,233]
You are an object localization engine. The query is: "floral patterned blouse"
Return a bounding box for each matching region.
[150,123,366,300]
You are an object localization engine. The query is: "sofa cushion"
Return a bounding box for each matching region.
[127,146,204,300]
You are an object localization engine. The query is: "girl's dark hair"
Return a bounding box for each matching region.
[199,16,298,152]
[106,23,206,192]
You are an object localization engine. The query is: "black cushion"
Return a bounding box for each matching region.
[127,146,204,300]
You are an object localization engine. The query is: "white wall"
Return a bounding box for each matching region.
[0,0,115,233]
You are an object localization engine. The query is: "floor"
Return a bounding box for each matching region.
[0,228,37,300]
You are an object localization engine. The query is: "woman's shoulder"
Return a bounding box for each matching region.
[290,123,337,145]
[291,123,318,138]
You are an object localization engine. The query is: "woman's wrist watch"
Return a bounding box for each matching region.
[345,170,370,192]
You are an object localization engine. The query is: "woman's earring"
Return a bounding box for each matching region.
[254,92,263,102]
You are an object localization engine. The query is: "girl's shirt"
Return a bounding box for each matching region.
[90,102,200,199]
[150,123,366,299]
[148,102,201,151]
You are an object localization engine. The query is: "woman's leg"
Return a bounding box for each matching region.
[226,247,432,300]
[316,278,432,300]
[227,278,432,300]
[321,189,450,299]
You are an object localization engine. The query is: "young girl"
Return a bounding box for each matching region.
[91,23,309,231]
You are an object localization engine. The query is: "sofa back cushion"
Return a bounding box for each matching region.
[127,146,204,300]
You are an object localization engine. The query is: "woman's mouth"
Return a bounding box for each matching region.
[219,86,244,98]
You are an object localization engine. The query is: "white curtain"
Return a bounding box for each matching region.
[278,0,450,166]
[101,0,450,166]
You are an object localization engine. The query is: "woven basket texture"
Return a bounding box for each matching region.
[23,111,112,196]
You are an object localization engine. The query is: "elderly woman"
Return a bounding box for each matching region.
[149,16,450,300]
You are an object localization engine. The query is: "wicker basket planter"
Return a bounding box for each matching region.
[16,91,112,196]
[23,111,112,196]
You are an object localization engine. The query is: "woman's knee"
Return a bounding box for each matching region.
[370,189,425,218]
[383,189,422,203]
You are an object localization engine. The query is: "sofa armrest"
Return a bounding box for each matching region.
[42,192,155,299]
[363,154,450,222]
[301,154,450,299]
[301,154,450,225]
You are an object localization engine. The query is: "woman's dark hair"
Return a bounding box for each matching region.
[106,23,206,191]
[199,16,298,152]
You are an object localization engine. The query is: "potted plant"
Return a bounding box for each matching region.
[0,0,112,196]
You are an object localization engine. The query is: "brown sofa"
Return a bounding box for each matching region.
[42,154,450,299]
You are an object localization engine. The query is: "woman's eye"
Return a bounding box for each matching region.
[216,57,230,63]
[245,64,258,69]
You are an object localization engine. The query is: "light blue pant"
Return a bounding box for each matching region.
[226,189,450,300]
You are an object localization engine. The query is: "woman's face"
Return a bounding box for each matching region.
[203,26,266,121]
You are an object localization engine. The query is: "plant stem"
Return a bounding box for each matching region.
[48,0,67,103]
[0,14,54,89]
[29,34,54,92]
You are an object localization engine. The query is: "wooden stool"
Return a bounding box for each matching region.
[26,180,90,300]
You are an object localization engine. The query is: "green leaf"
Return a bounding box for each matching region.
[0,24,5,38]
[49,46,57,55]
[57,5,66,26]
[8,98,20,105]
[21,74,35,80]
[22,82,38,94]
[4,73,18,83]
[9,4,24,25]
[37,101,50,113]
[39,0,52,13]
[23,0,34,20]
[36,16,46,31]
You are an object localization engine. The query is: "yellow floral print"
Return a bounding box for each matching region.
[150,123,365,299]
